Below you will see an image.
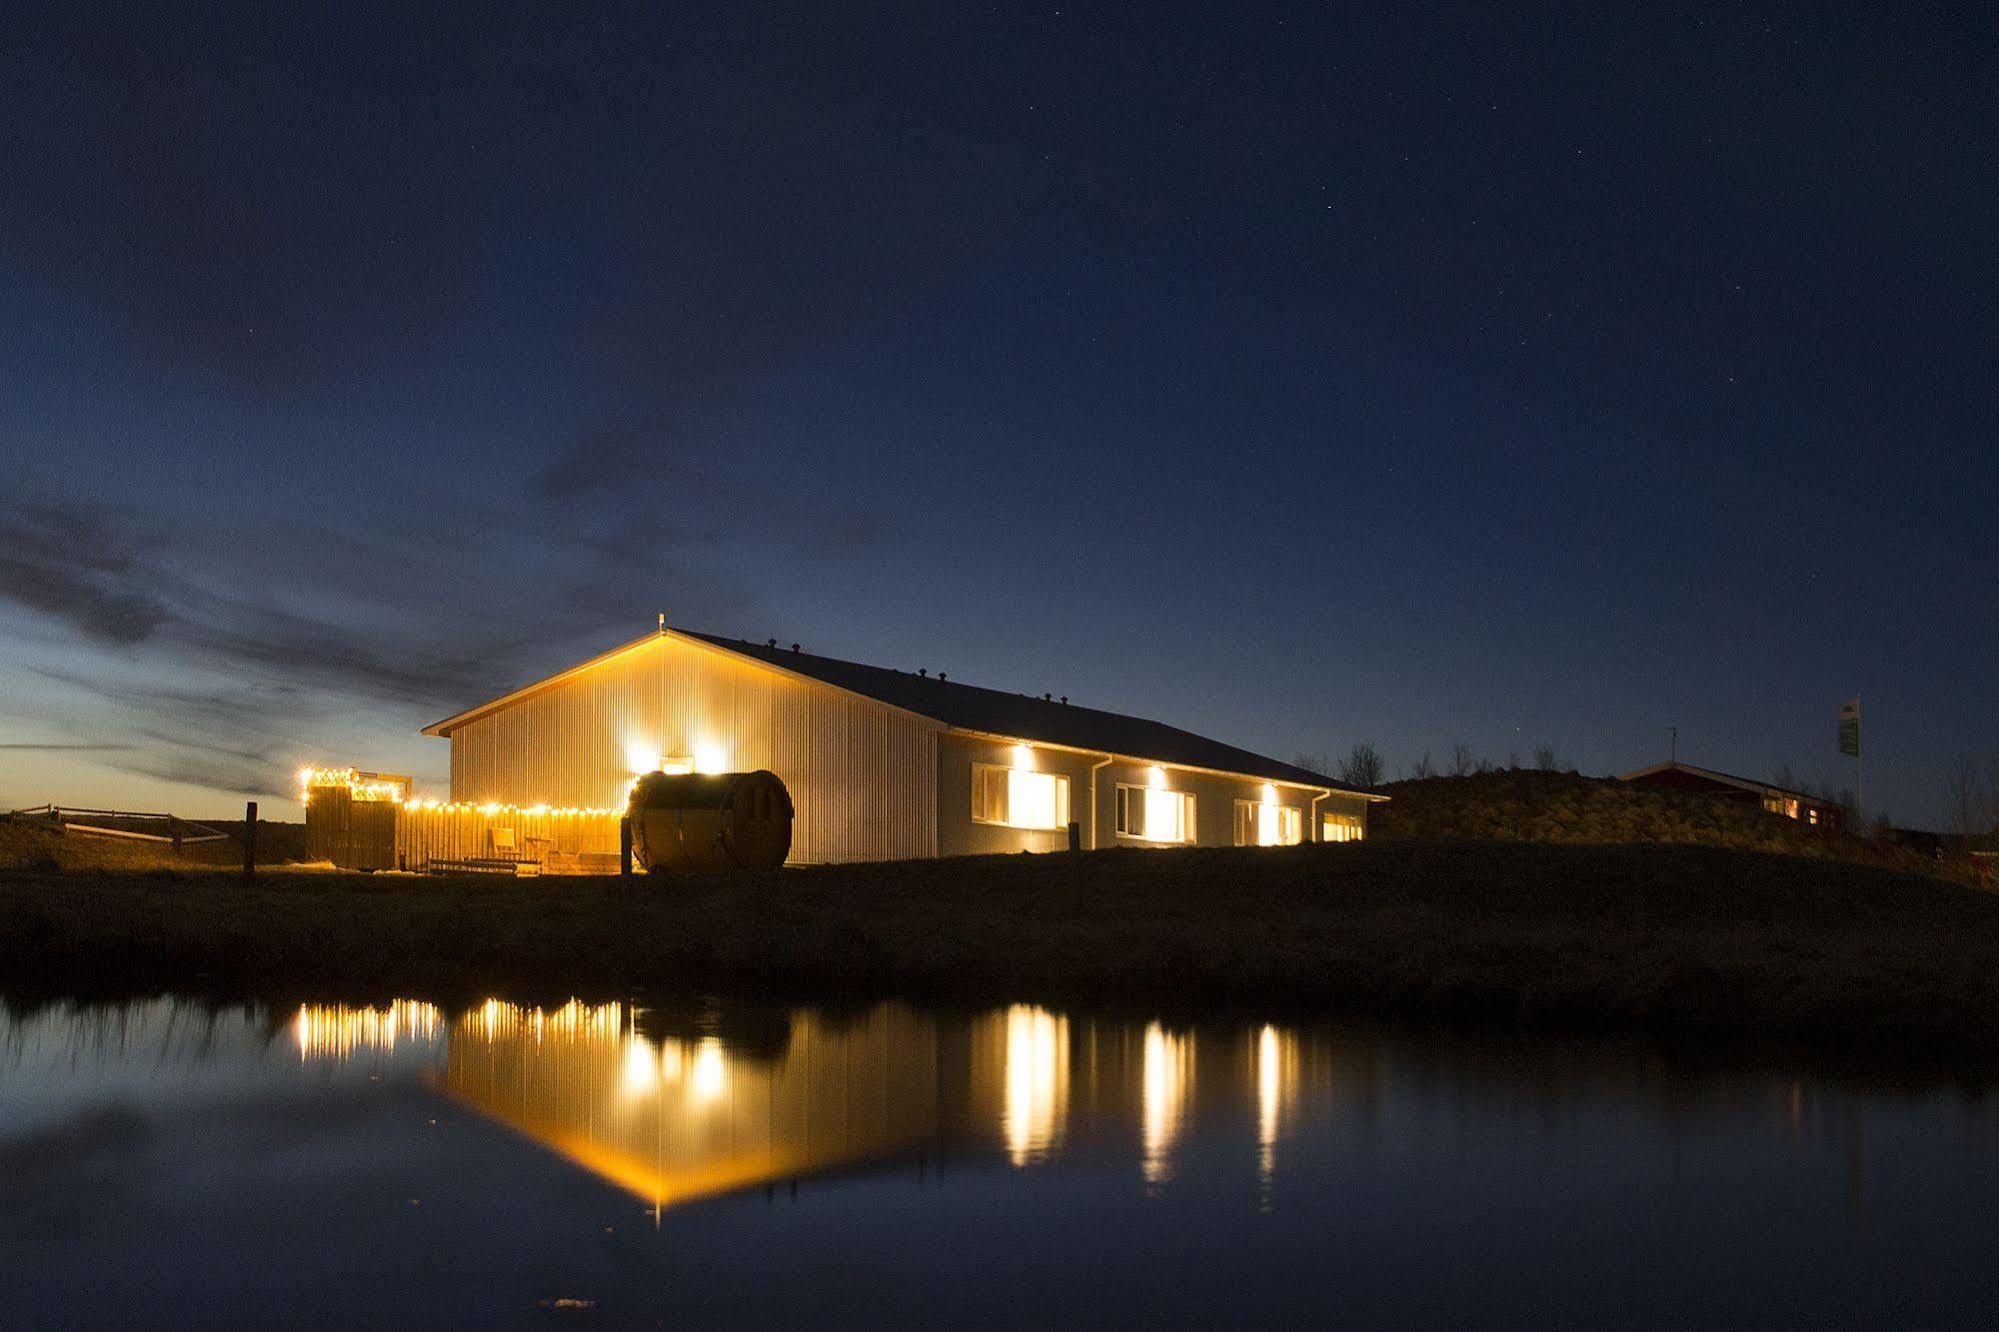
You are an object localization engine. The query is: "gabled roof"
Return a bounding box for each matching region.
[425,627,1379,797]
[682,632,1376,796]
[1618,761,1829,804]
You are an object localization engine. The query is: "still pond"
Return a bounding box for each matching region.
[4,995,1997,1326]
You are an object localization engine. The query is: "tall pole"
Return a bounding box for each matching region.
[1856,694,1864,834]
[243,800,258,880]
[1668,726,1677,764]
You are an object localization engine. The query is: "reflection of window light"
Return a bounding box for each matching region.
[1256,1024,1295,1203]
[1002,1005,1069,1165]
[621,1036,660,1098]
[1142,1023,1191,1188]
[690,1038,727,1103]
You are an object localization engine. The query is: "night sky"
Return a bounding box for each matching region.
[2,4,1993,824]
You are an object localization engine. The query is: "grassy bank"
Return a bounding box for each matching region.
[7,840,1999,1055]
[0,813,307,873]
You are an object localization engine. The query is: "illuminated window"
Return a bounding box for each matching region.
[1321,812,1364,843]
[1235,799,1302,846]
[972,763,1071,831]
[1764,794,1802,820]
[1116,784,1196,843]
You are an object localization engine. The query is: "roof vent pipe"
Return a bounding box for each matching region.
[792,643,800,653]
[919,669,927,677]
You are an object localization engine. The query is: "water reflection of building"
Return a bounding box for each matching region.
[442,1001,941,1212]
[276,999,1379,1210]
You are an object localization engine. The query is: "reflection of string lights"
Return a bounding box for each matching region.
[469,998,625,1044]
[293,1000,443,1061]
[296,998,638,1060]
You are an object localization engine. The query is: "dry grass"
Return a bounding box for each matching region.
[1376,771,1962,881]
[7,840,1999,1058]
[0,814,306,874]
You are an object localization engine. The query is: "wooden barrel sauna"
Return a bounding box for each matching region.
[627,770,794,874]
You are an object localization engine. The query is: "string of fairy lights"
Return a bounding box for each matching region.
[296,765,624,818]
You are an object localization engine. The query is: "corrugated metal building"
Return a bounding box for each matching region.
[421,624,1384,864]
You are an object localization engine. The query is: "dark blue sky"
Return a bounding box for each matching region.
[1,3,1993,823]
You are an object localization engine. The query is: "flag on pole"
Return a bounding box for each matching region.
[1838,698,1861,757]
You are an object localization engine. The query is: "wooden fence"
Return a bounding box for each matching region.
[8,805,232,849]
[303,788,399,871]
[393,805,622,874]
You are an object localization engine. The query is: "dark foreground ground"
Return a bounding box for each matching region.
[7,840,1999,1059]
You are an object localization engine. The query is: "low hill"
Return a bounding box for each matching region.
[1371,770,1960,882]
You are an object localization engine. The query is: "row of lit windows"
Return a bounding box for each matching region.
[970,762,1362,847]
[1761,794,1824,825]
[1322,812,1364,842]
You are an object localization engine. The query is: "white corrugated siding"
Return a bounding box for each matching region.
[443,635,939,864]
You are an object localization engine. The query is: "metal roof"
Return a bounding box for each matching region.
[683,632,1376,796]
[424,627,1379,797]
[1617,760,1831,804]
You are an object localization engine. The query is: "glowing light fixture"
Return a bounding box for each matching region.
[623,738,661,776]
[695,743,727,775]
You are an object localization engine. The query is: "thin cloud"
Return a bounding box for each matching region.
[0,743,134,752]
[0,500,171,646]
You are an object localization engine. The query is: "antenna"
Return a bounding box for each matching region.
[1667,725,1678,764]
